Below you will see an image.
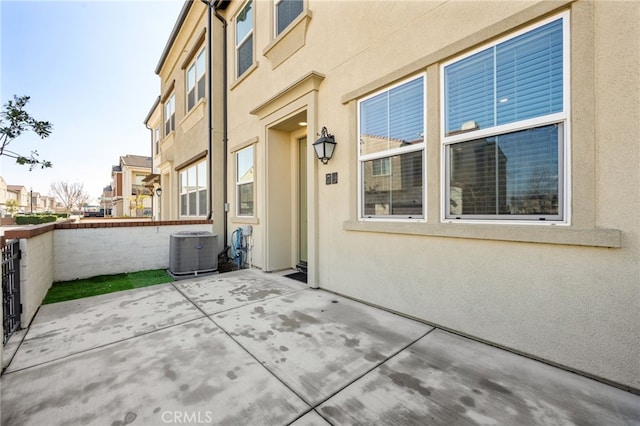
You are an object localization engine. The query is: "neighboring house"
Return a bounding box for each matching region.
[110,155,153,217]
[29,192,56,214]
[6,185,30,213]
[155,0,639,393]
[41,195,52,212]
[0,183,57,214]
[143,97,162,221]
[3,188,19,216]
[148,0,225,252]
[100,185,114,216]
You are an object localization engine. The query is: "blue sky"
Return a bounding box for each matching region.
[1,0,184,203]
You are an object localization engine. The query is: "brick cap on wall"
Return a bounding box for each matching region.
[4,219,213,240]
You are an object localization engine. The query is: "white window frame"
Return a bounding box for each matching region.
[164,93,175,136]
[235,0,254,78]
[186,47,206,112]
[440,12,570,225]
[357,74,427,221]
[179,160,207,218]
[274,0,303,37]
[235,145,255,217]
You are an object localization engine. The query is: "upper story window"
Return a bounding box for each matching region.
[358,75,426,220]
[236,0,254,78]
[187,48,206,111]
[236,145,254,216]
[164,93,175,136]
[179,160,207,217]
[442,13,568,222]
[275,0,303,36]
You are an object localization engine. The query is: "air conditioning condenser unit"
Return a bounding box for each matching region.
[169,231,218,275]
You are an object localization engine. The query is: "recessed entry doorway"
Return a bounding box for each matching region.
[265,111,311,278]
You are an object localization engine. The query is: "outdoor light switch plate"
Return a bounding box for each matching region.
[331,172,338,184]
[326,173,332,185]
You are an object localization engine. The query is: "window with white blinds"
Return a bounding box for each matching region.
[187,48,206,112]
[179,160,207,217]
[442,13,568,222]
[164,93,175,137]
[358,75,425,219]
[236,0,253,78]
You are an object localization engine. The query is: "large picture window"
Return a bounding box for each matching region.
[164,93,175,136]
[442,14,568,222]
[187,48,206,111]
[275,0,303,36]
[236,146,254,216]
[179,160,207,217]
[358,75,425,219]
[236,0,253,77]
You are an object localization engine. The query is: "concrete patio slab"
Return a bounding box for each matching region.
[318,329,640,425]
[175,269,305,315]
[3,269,639,426]
[6,284,203,372]
[213,288,433,406]
[1,317,309,426]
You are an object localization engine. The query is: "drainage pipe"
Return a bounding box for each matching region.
[205,1,214,223]
[202,0,229,259]
[213,2,229,260]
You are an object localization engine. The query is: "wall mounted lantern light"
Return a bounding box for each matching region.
[155,187,163,197]
[313,127,336,165]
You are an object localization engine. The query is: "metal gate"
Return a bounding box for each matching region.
[2,239,21,345]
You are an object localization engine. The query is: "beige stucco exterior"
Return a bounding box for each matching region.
[152,1,225,253]
[206,0,640,392]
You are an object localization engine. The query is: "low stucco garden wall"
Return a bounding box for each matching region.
[52,221,213,281]
[19,231,55,325]
[3,220,214,326]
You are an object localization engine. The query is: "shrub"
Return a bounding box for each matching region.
[15,214,58,225]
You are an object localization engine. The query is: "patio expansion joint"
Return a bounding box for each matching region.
[1,328,29,375]
[171,279,334,424]
[1,315,208,376]
[169,280,316,404]
[170,278,307,316]
[173,279,441,425]
[301,327,438,425]
[205,313,317,417]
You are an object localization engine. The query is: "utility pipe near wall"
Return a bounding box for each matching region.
[202,0,229,259]
[204,1,213,223]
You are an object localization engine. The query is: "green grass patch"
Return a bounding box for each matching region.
[43,269,174,304]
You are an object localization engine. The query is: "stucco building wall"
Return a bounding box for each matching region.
[155,1,226,253]
[217,0,639,391]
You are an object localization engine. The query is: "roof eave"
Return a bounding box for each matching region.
[154,0,195,75]
[144,96,161,125]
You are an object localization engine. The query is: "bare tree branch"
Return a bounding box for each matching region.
[50,181,90,213]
